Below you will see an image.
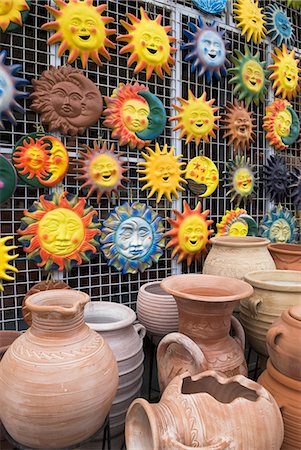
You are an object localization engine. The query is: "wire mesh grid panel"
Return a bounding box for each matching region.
[0,0,300,330]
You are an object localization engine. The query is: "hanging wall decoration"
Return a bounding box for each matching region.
[265,4,294,48]
[263,99,300,151]
[100,202,165,274]
[0,0,30,32]
[181,16,230,81]
[75,141,128,202]
[117,6,177,80]
[17,192,101,272]
[0,155,17,204]
[224,155,256,206]
[268,44,300,100]
[191,0,227,14]
[138,143,186,203]
[30,65,103,136]
[0,236,18,292]
[221,100,256,152]
[185,155,219,197]
[169,90,220,146]
[41,0,116,68]
[0,50,29,129]
[166,200,214,266]
[263,154,290,203]
[287,0,301,10]
[12,133,69,187]
[259,204,299,243]
[103,82,166,150]
[233,0,267,44]
[289,167,301,210]
[216,208,258,237]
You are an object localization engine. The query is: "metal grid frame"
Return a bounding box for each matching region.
[0,0,300,331]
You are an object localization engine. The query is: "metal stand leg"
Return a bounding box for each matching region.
[147,334,155,401]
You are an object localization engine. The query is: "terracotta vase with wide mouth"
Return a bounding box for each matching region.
[268,243,301,271]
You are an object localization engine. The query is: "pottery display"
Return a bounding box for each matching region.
[0,290,118,449]
[84,301,145,437]
[268,243,301,270]
[126,370,284,450]
[157,274,253,392]
[137,281,178,336]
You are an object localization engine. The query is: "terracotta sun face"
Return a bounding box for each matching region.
[224,155,256,206]
[170,90,220,146]
[0,0,30,32]
[0,236,18,292]
[222,100,255,152]
[185,156,219,198]
[233,0,266,43]
[259,204,299,244]
[269,45,300,100]
[42,0,115,68]
[117,7,176,80]
[138,143,186,203]
[216,208,258,237]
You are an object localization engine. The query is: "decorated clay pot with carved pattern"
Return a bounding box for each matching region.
[0,290,118,449]
[125,370,284,450]
[157,274,253,392]
[268,243,301,271]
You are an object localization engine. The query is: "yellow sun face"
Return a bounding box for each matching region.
[233,168,254,196]
[0,0,29,32]
[89,154,120,188]
[269,45,300,100]
[178,215,209,254]
[0,236,18,292]
[242,60,265,93]
[233,0,267,43]
[275,110,292,137]
[121,98,150,133]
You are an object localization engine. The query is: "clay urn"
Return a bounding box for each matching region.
[126,370,284,450]
[268,243,301,271]
[157,274,253,392]
[0,331,21,359]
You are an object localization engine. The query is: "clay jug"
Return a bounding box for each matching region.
[157,274,253,392]
[0,290,119,449]
[268,243,301,271]
[126,370,284,450]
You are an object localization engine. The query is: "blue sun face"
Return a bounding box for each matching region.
[266,5,294,48]
[259,204,299,243]
[192,0,227,15]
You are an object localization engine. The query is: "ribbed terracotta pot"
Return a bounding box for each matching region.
[84,301,145,437]
[126,370,284,450]
[0,331,21,359]
[258,359,301,450]
[137,281,178,336]
[0,290,119,449]
[240,270,301,359]
[157,274,253,392]
[268,243,301,271]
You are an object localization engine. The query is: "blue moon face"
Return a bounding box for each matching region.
[275,11,292,38]
[197,30,225,68]
[192,0,227,14]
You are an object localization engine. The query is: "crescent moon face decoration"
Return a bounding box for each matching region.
[259,204,299,243]
[0,236,18,292]
[233,0,266,44]
[191,0,227,14]
[266,5,294,48]
[288,167,301,210]
[263,154,290,203]
[221,100,256,152]
[0,0,30,32]
[181,17,230,82]
[216,208,258,237]
[136,91,166,141]
[0,155,17,204]
[101,202,165,274]
[223,155,257,206]
[185,156,219,198]
[269,45,300,100]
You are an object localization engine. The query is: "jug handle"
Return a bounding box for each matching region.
[231,315,245,350]
[164,437,231,450]
[248,296,262,318]
[133,323,146,340]
[266,325,285,350]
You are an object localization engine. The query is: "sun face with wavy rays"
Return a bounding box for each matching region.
[0,236,18,292]
[12,135,50,184]
[269,45,300,100]
[42,0,116,68]
[0,0,29,32]
[259,204,299,244]
[216,208,258,237]
[223,155,256,206]
[222,100,255,152]
[233,0,266,44]
[266,4,294,49]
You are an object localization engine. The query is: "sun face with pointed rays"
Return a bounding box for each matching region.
[233,0,266,44]
[266,5,294,48]
[269,45,300,100]
[259,204,299,244]
[0,0,30,32]
[12,135,50,184]
[222,100,255,152]
[42,0,116,68]
[224,155,256,206]
[216,208,258,237]
[0,236,18,292]
[117,7,176,80]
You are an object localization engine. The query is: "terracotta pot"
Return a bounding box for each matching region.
[137,281,178,336]
[240,270,301,359]
[84,301,145,437]
[0,331,21,359]
[258,359,301,450]
[0,290,118,449]
[157,274,253,392]
[268,243,301,271]
[126,370,284,450]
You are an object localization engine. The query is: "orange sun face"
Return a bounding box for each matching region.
[13,136,50,183]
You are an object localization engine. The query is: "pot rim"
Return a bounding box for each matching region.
[265,359,301,392]
[84,301,136,331]
[268,243,301,256]
[210,236,270,248]
[139,281,173,298]
[25,290,90,316]
[126,398,159,450]
[244,270,301,292]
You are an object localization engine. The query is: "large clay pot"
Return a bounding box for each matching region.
[258,359,301,450]
[137,281,178,336]
[240,270,301,358]
[84,301,145,437]
[126,370,284,450]
[157,274,253,392]
[0,290,119,449]
[268,243,301,271]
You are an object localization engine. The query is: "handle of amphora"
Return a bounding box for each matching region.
[266,325,285,350]
[157,332,208,393]
[164,437,231,450]
[133,323,146,340]
[247,295,262,318]
[231,315,245,350]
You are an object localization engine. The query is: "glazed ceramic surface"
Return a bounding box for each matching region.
[268,243,301,270]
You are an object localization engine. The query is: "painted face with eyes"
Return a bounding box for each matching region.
[183,103,214,137]
[229,220,248,236]
[275,11,291,37]
[47,138,69,185]
[233,110,252,138]
[246,3,263,31]
[178,215,208,253]
[275,109,292,137]
[197,30,225,67]
[121,99,149,132]
[89,153,120,187]
[51,81,83,118]
[278,57,299,91]
[234,168,254,195]
[270,218,291,243]
[242,60,264,93]
[116,217,153,259]
[136,23,170,64]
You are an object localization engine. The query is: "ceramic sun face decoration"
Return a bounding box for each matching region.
[42,0,115,68]
[75,141,128,202]
[224,155,256,206]
[0,155,17,204]
[182,17,229,81]
[0,0,30,32]
[259,204,299,243]
[138,143,186,203]
[12,133,69,187]
[233,0,266,43]
[229,46,269,107]
[170,90,220,146]
[0,50,29,129]
[166,200,214,266]
[30,65,103,136]
[263,99,300,151]
[17,192,101,272]
[0,236,18,292]
[103,82,166,150]
[185,156,219,198]
[101,202,165,274]
[266,5,294,48]
[222,100,255,152]
[263,154,290,203]
[117,7,176,80]
[216,208,258,237]
[269,45,300,100]
[192,0,227,14]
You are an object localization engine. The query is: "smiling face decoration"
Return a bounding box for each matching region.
[185,156,219,198]
[289,167,301,210]
[259,204,299,243]
[222,100,255,152]
[117,7,176,80]
[0,0,30,32]
[192,0,227,14]
[266,5,294,48]
[269,45,300,100]
[182,17,229,81]
[233,0,266,44]
[224,155,256,206]
[0,236,18,292]
[263,154,289,203]
[216,208,258,237]
[0,155,17,204]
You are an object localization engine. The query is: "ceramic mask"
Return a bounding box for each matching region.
[30,65,103,136]
[289,167,301,211]
[185,156,219,198]
[0,236,18,292]
[224,155,256,206]
[0,0,30,32]
[269,44,300,100]
[222,100,255,152]
[101,202,165,274]
[216,208,258,237]
[191,0,227,15]
[266,5,294,48]
[0,155,17,204]
[117,6,176,80]
[138,143,186,203]
[17,192,101,272]
[42,0,115,68]
[259,204,299,244]
[263,154,289,203]
[233,0,267,44]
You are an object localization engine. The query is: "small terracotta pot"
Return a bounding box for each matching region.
[268,243,301,271]
[0,331,21,359]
